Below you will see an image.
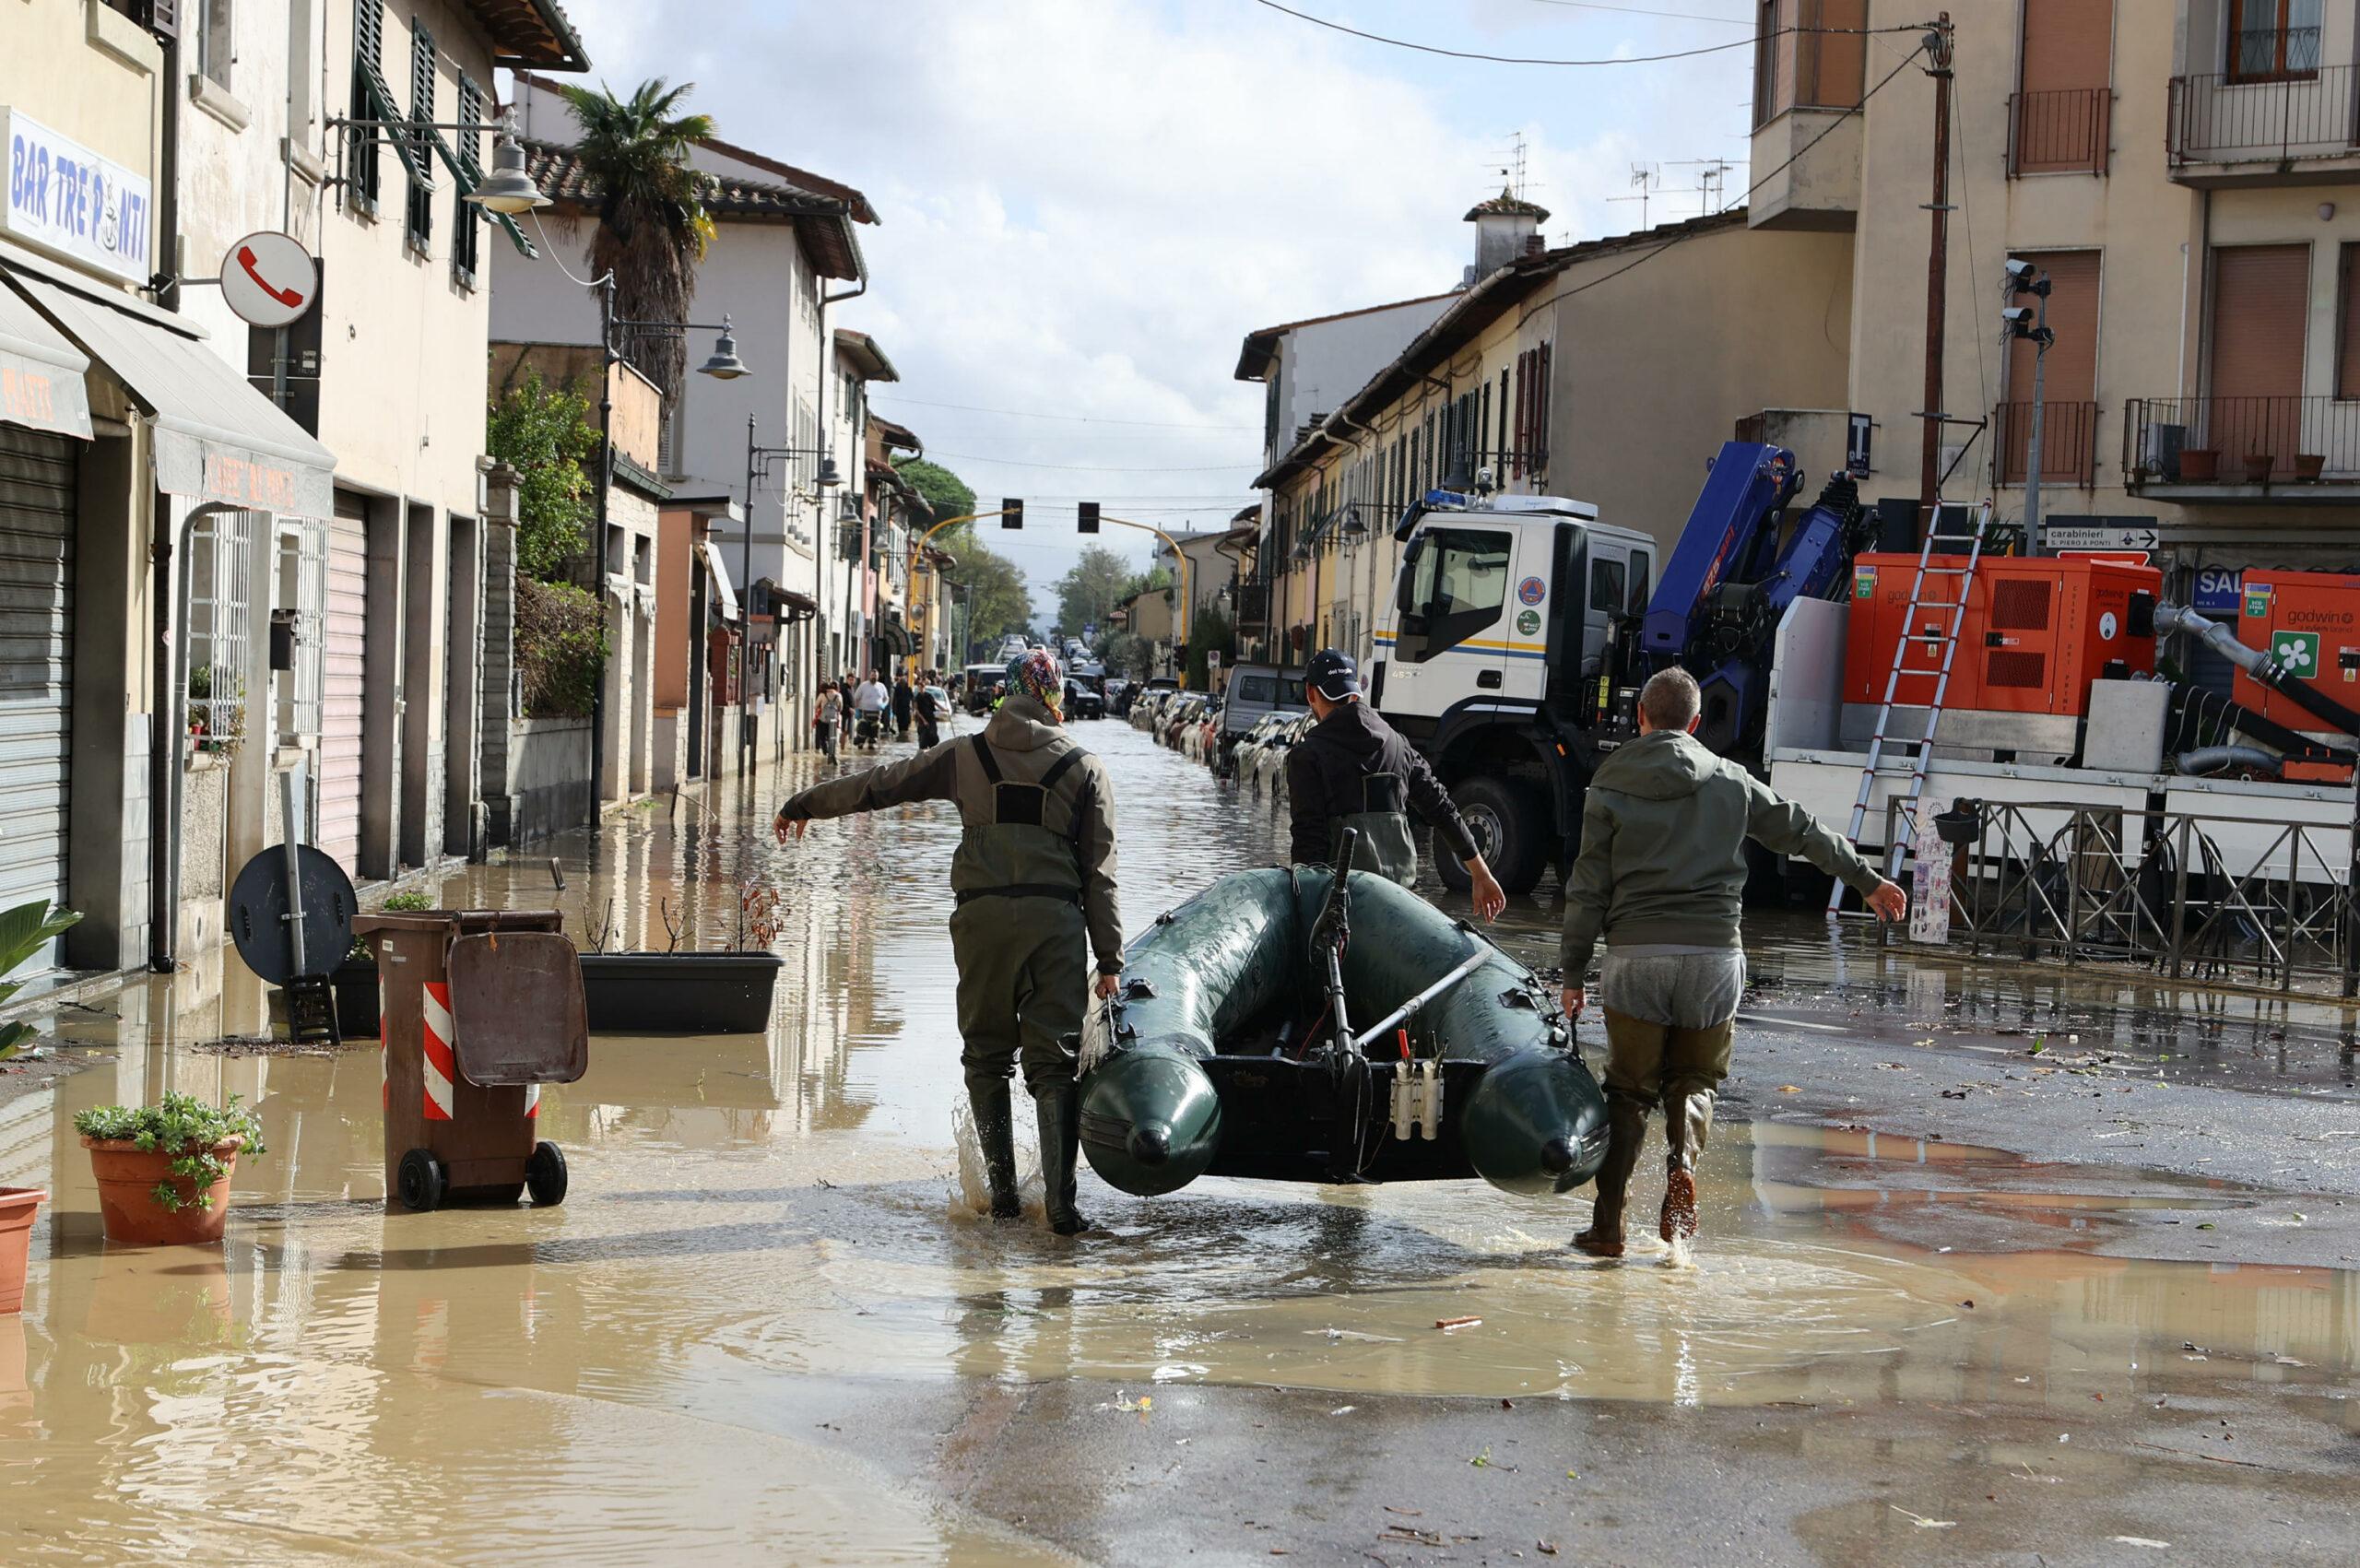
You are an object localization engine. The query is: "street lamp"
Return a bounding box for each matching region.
[463,116,550,215]
[587,276,749,821]
[2002,259,2054,555]
[741,418,844,778]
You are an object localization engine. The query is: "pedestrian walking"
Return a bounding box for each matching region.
[852,669,891,749]
[913,680,943,749]
[1284,649,1506,922]
[1561,668,1907,1256]
[773,649,1120,1235]
[811,683,843,760]
[891,674,914,739]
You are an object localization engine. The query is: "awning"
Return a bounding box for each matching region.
[0,279,92,439]
[699,538,740,621]
[879,617,912,655]
[777,587,818,622]
[4,265,335,515]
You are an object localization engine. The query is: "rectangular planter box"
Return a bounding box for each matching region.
[335,951,782,1035]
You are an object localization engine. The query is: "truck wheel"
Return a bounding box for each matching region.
[1439,777,1548,895]
[397,1148,446,1212]
[526,1141,569,1207]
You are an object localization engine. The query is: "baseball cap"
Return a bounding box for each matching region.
[1307,648,1361,701]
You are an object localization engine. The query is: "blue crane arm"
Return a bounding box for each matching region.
[1638,442,1801,660]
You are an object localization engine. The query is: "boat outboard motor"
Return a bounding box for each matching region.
[1312,831,1373,1182]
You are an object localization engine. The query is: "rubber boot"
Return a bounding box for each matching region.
[1659,1089,1715,1243]
[1573,1093,1649,1257]
[968,1080,1021,1220]
[1033,1079,1092,1236]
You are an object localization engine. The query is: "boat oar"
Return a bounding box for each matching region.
[1351,945,1491,1052]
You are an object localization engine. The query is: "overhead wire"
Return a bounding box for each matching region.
[1250,0,1925,65]
[870,394,1258,430]
[920,450,1257,473]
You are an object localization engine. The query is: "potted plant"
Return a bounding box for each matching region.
[73,1092,266,1247]
[2242,452,2275,482]
[336,890,433,1037]
[573,880,786,1033]
[0,898,78,1312]
[2295,453,2326,480]
[2177,447,2219,481]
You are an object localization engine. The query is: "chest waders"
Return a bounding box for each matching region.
[1335,771,1420,887]
[952,735,1099,1235]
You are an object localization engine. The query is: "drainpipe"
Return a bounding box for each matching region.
[820,269,865,676]
[147,26,184,971]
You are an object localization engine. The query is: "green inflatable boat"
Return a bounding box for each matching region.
[1079,856,1608,1198]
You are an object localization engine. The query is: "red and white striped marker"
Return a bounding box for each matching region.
[420,982,457,1121]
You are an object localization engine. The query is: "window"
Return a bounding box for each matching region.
[1630,550,1653,616]
[2000,250,2103,485]
[1589,556,1627,620]
[197,0,234,91]
[348,0,384,214]
[452,74,484,287]
[1751,0,1868,128]
[1394,526,1509,664]
[404,20,436,253]
[2010,0,2112,176]
[2228,0,2321,81]
[273,519,328,747]
[2337,243,2360,399]
[186,511,255,754]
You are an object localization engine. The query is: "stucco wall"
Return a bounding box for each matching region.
[507,716,591,846]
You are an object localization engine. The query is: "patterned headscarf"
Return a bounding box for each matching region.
[1008,649,1064,709]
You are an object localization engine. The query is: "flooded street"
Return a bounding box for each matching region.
[2,720,2357,1564]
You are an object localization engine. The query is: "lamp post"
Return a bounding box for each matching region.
[742,417,842,779]
[584,278,748,825]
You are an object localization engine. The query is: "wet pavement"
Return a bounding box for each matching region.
[0,718,2356,1563]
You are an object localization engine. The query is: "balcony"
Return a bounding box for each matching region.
[2166,56,2360,185]
[2008,88,2111,176]
[2124,395,2360,500]
[1993,401,2101,488]
[1231,581,1270,636]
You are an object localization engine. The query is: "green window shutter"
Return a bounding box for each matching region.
[431,76,536,262]
[348,0,384,213]
[405,20,436,253]
[452,75,482,286]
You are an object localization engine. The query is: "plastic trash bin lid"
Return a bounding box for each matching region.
[446,932,589,1084]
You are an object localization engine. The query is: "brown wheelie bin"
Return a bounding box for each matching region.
[355,910,589,1210]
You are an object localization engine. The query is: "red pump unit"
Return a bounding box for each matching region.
[1844,554,2160,715]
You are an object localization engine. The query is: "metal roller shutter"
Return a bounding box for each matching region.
[320,491,368,874]
[2209,244,2308,479]
[0,427,75,925]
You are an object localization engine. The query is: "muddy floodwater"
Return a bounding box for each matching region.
[1,720,2355,1563]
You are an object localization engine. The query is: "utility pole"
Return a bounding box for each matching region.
[2004,261,2056,556]
[1918,14,1956,532]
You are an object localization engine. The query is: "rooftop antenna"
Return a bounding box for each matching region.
[1607,162,1661,232]
[1669,157,1735,218]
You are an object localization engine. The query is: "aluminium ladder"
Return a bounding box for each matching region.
[1826,501,1995,914]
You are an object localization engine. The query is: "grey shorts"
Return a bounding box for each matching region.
[1599,949,1746,1031]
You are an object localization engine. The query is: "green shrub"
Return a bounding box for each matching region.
[515,573,608,718]
[74,1092,266,1212]
[488,371,600,582]
[0,899,80,1061]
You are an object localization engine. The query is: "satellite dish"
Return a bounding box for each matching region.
[228,843,357,985]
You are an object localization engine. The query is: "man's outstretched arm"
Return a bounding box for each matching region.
[774,744,961,839]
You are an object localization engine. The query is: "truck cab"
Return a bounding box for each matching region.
[1371,488,1655,892]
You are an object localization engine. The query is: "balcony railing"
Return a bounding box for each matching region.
[2008,88,2111,175]
[2167,60,2360,168]
[2123,395,2360,483]
[1993,400,2101,487]
[1231,581,1269,634]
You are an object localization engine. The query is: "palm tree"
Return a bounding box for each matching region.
[560,78,717,401]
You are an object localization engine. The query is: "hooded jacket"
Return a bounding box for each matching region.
[1559,728,1881,976]
[1284,699,1479,869]
[778,695,1124,973]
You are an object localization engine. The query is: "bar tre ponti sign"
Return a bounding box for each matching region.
[3,110,153,285]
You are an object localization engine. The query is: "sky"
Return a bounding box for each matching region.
[535,0,1763,611]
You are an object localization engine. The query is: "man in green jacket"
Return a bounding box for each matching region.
[1561,667,1906,1256]
[775,650,1121,1236]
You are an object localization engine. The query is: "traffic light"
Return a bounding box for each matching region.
[1078,501,1100,534]
[1001,498,1023,529]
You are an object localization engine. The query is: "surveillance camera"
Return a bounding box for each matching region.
[2000,305,2034,327]
[2004,258,2036,282]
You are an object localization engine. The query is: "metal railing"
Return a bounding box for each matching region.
[1882,796,2358,994]
[2123,395,2360,483]
[2168,55,2359,167]
[2008,88,2111,175]
[1231,581,1270,634]
[1993,400,2100,487]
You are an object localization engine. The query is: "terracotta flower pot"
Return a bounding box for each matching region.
[82,1137,244,1247]
[2177,448,2219,481]
[2295,453,2326,480]
[2243,453,2275,482]
[0,1188,44,1314]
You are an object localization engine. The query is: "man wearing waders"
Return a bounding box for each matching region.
[774,649,1121,1235]
[1560,668,1906,1256]
[1285,649,1507,922]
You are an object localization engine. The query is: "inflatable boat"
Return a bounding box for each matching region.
[1079,855,1608,1198]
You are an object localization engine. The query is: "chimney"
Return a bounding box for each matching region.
[1465,187,1551,279]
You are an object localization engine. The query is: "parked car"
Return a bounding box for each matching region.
[1232,713,1291,792]
[1215,664,1309,768]
[1065,665,1107,720]
[1255,712,1314,800]
[1161,695,1203,749]
[1104,676,1133,716]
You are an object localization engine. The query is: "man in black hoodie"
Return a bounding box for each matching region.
[1285,649,1506,922]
